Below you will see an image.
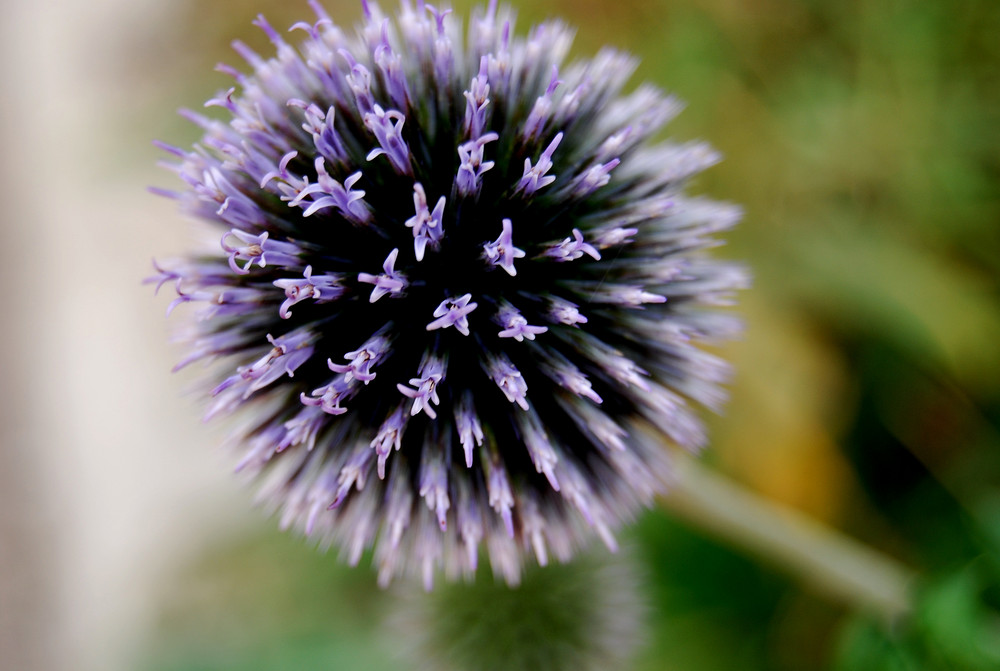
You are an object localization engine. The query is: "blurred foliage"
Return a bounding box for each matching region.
[135,0,1000,668]
[138,531,399,671]
[835,561,1000,671]
[139,513,828,671]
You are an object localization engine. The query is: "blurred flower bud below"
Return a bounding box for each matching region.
[390,547,647,671]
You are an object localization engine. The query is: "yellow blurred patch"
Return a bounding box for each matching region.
[711,292,856,522]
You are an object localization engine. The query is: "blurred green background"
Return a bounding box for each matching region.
[132,0,1000,669]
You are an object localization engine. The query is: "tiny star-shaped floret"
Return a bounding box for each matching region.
[483,218,525,276]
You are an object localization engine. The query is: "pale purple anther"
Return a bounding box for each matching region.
[580,336,651,391]
[287,100,347,163]
[594,126,634,163]
[518,494,549,566]
[278,406,326,453]
[147,185,180,200]
[357,0,383,38]
[198,168,265,229]
[382,461,413,553]
[164,285,262,319]
[484,453,515,537]
[252,14,295,60]
[358,248,407,302]
[300,376,352,415]
[486,354,529,410]
[260,164,310,208]
[485,20,512,91]
[145,258,183,295]
[455,131,498,196]
[170,320,262,371]
[273,265,344,319]
[397,356,446,419]
[204,87,238,114]
[496,303,548,342]
[548,297,588,326]
[463,57,491,139]
[516,132,562,196]
[455,479,483,570]
[287,9,332,41]
[146,259,249,310]
[518,411,560,490]
[290,158,370,223]
[371,405,407,479]
[221,91,288,153]
[468,0,499,49]
[556,461,617,551]
[559,398,627,452]
[426,4,453,85]
[288,8,342,93]
[405,183,446,261]
[638,381,708,451]
[417,516,444,592]
[213,330,314,398]
[327,330,391,385]
[592,226,639,248]
[329,446,374,509]
[554,77,590,125]
[244,330,313,382]
[426,294,477,336]
[395,0,432,56]
[419,447,450,530]
[485,521,520,586]
[374,20,411,109]
[454,394,483,468]
[521,65,562,143]
[221,229,301,275]
[259,150,300,189]
[572,158,621,197]
[542,228,601,262]
[233,422,285,473]
[547,358,603,404]
[364,104,413,176]
[482,218,524,276]
[339,488,379,565]
[339,49,375,117]
[590,284,667,307]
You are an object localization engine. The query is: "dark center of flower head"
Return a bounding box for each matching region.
[148,0,747,587]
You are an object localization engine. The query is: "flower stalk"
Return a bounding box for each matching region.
[662,452,917,622]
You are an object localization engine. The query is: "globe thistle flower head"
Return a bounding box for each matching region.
[149,0,747,587]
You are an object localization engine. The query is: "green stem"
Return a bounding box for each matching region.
[661,453,918,623]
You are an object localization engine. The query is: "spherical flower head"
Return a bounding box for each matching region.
[148,0,748,587]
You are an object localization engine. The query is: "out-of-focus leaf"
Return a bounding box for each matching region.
[138,532,400,671]
[835,562,1000,671]
[972,493,1000,562]
[633,511,795,671]
[775,224,1000,395]
[833,617,921,671]
[918,565,1000,670]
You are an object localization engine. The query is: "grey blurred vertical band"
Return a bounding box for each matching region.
[0,1,55,669]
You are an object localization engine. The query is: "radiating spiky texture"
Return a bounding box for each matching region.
[390,547,647,671]
[148,0,747,587]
